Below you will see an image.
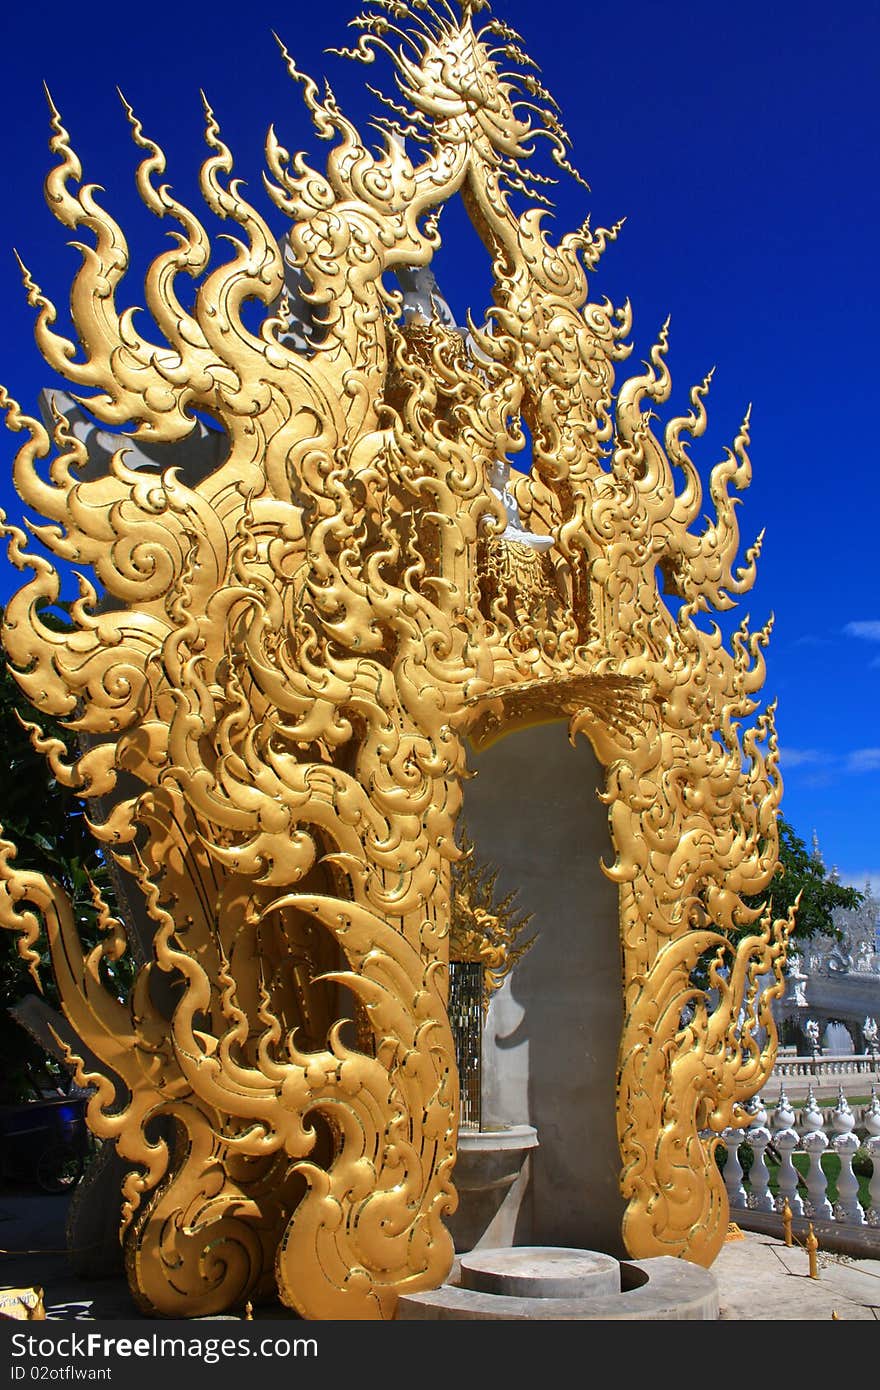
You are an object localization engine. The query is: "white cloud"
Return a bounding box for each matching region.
[845,748,880,774]
[780,747,825,768]
[778,746,880,778]
[844,621,880,642]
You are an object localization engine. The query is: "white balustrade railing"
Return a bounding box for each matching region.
[714,1085,880,1231]
[773,1053,880,1080]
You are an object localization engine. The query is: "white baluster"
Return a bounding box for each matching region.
[721,1127,748,1208]
[829,1084,865,1222]
[745,1095,774,1212]
[833,1132,866,1225]
[801,1085,832,1219]
[862,1088,880,1226]
[800,1085,825,1138]
[831,1084,855,1138]
[772,1086,804,1216]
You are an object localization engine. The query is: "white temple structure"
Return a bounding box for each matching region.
[776,861,880,1055]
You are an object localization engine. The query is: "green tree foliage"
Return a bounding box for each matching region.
[744,818,864,943]
[688,820,865,995]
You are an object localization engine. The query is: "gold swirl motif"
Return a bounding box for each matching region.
[0,1,791,1316]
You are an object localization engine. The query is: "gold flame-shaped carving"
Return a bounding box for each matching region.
[0,0,792,1319]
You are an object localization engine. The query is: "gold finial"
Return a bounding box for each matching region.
[781,1197,793,1246]
[806,1223,819,1279]
[243,1301,254,1321]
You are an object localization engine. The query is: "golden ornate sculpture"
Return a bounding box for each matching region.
[0,0,792,1320]
[450,829,534,1012]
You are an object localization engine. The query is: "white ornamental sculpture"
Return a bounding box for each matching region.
[811,881,880,978]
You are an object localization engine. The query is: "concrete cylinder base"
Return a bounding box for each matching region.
[397,1246,719,1320]
[460,1245,619,1299]
[447,1125,538,1254]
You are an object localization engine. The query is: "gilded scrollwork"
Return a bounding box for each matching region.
[0,0,790,1317]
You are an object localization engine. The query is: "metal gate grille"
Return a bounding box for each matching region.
[448,960,482,1130]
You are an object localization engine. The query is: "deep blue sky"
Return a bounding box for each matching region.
[0,0,877,890]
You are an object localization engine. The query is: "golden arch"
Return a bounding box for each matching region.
[0,1,791,1319]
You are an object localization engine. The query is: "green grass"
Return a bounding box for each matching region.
[812,1095,872,1108]
[789,1153,872,1209]
[718,1147,873,1210]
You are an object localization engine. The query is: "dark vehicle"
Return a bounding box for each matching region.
[0,1096,89,1193]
